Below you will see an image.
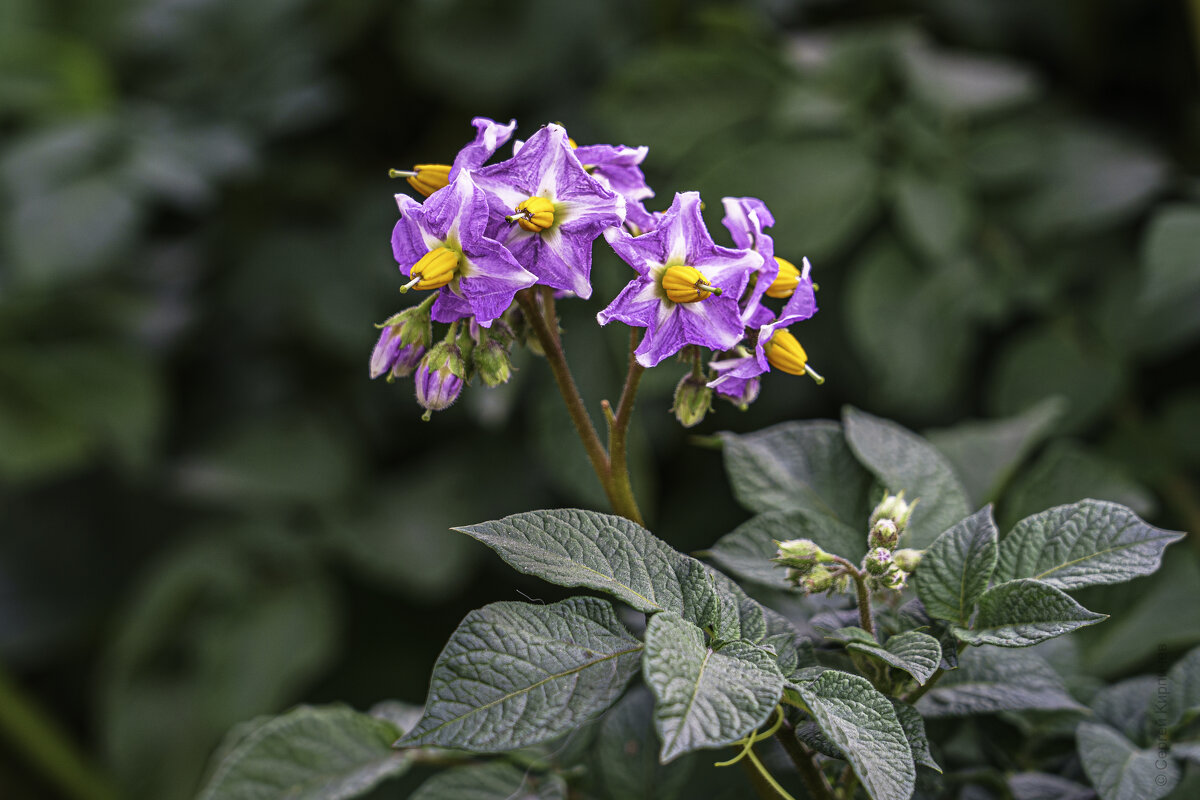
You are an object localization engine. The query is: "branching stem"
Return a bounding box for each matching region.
[775,721,837,800]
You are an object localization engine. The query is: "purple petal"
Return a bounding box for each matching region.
[596,275,660,328]
[449,117,517,179]
[779,257,819,321]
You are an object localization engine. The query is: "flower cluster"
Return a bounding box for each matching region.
[373,117,822,421]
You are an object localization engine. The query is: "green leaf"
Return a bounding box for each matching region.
[795,671,916,800]
[704,509,866,590]
[842,407,971,548]
[848,631,942,685]
[400,597,642,751]
[953,579,1107,647]
[1077,722,1180,800]
[899,44,1039,117]
[1165,645,1200,731]
[914,507,998,627]
[718,420,872,526]
[1091,676,1158,746]
[995,500,1184,590]
[890,700,942,773]
[594,686,694,800]
[454,510,688,616]
[891,168,972,261]
[409,762,567,800]
[917,647,1085,717]
[642,612,783,763]
[1008,772,1095,800]
[196,705,411,800]
[924,399,1064,508]
[1134,204,1200,354]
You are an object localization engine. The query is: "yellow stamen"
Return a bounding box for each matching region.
[766,256,801,299]
[401,246,459,292]
[406,164,451,197]
[567,137,578,149]
[763,328,810,376]
[662,265,721,304]
[506,196,555,233]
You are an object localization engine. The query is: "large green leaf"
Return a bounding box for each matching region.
[1008,772,1095,800]
[1133,204,1200,354]
[914,507,998,627]
[1091,676,1158,746]
[400,597,642,751]
[995,500,1184,590]
[848,631,942,685]
[890,700,941,773]
[704,509,866,590]
[954,579,1107,647]
[891,168,972,262]
[924,399,1064,507]
[842,407,971,548]
[642,612,783,763]
[1077,722,1180,800]
[718,420,872,526]
[917,648,1085,717]
[795,671,916,800]
[196,705,411,800]
[898,44,1039,118]
[409,762,567,800]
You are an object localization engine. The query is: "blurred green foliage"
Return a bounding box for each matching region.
[1,0,1198,798]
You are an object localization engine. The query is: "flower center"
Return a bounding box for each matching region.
[389,164,451,197]
[661,265,721,304]
[506,196,556,233]
[763,328,808,375]
[766,257,801,299]
[401,246,459,292]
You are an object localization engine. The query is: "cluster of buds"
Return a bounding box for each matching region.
[772,539,846,594]
[374,117,824,420]
[863,491,923,591]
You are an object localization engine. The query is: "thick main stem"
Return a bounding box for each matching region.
[0,664,118,800]
[775,723,837,800]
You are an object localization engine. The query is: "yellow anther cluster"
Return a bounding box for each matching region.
[406,247,459,291]
[763,329,808,375]
[406,164,451,197]
[766,257,801,299]
[661,265,721,304]
[509,196,555,232]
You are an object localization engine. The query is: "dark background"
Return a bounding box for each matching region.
[2,1,1199,798]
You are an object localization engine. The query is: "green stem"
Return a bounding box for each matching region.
[832,556,874,636]
[607,329,646,526]
[0,663,119,800]
[903,641,966,704]
[775,723,837,800]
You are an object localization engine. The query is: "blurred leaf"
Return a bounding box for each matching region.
[1009,772,1098,800]
[925,398,1064,507]
[175,413,359,506]
[1090,675,1157,747]
[965,117,1048,190]
[698,137,879,262]
[916,647,1085,717]
[1077,722,1179,800]
[845,240,973,416]
[102,525,339,800]
[197,705,411,800]
[891,168,973,262]
[954,578,1106,648]
[842,406,971,549]
[399,597,641,751]
[1164,645,1200,732]
[987,324,1124,435]
[1160,390,1200,468]
[899,44,1039,118]
[0,32,115,118]
[410,762,567,800]
[1130,204,1200,355]
[1013,124,1167,239]
[594,686,694,800]
[1000,441,1157,529]
[705,509,865,590]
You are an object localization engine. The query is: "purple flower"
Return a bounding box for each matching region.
[706,307,822,400]
[572,142,658,233]
[472,124,626,299]
[707,354,762,408]
[392,171,536,326]
[450,117,518,179]
[597,192,763,368]
[721,196,780,329]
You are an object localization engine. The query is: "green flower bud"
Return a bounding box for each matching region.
[773,538,833,574]
[893,548,923,573]
[671,372,712,428]
[869,491,917,536]
[868,518,900,550]
[801,565,837,594]
[864,547,893,576]
[476,338,513,387]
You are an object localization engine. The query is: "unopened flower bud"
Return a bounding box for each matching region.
[864,547,893,576]
[476,338,513,387]
[869,492,916,536]
[879,562,908,591]
[415,342,465,419]
[370,305,432,379]
[773,539,833,574]
[868,518,900,550]
[800,564,836,594]
[892,549,923,573]
[672,372,712,428]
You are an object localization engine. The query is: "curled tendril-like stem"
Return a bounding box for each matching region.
[714,706,797,800]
